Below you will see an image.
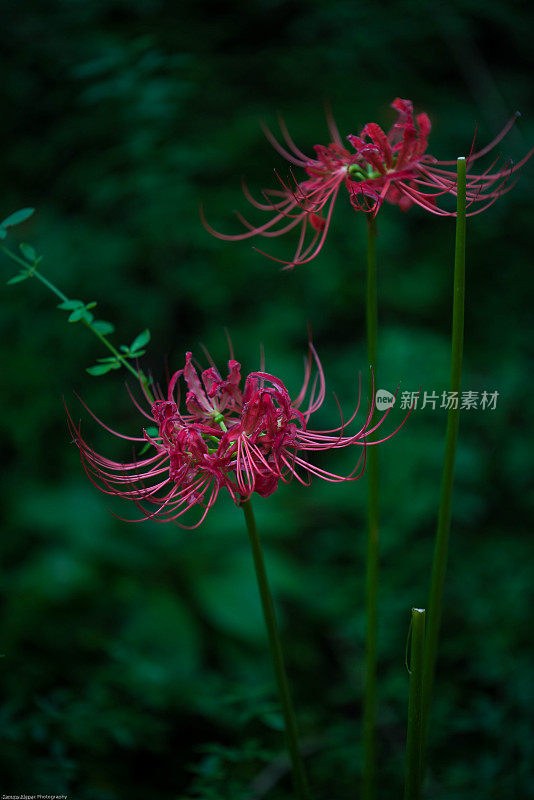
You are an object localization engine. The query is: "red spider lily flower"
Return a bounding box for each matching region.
[346,98,532,216]
[202,98,532,268]
[67,344,407,528]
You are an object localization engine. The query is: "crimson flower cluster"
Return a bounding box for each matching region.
[203,97,532,268]
[69,346,404,528]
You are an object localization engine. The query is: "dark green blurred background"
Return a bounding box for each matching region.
[1,1,533,798]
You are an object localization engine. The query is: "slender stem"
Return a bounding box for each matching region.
[240,498,310,800]
[421,157,467,754]
[362,214,379,800]
[404,609,426,800]
[32,268,70,303]
[365,217,378,380]
[86,319,152,397]
[1,244,153,399]
[1,244,44,275]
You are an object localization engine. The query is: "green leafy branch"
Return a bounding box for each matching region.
[1,208,153,396]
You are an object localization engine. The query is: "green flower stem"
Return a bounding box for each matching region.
[1,244,153,400]
[421,157,467,754]
[362,214,379,800]
[240,498,310,800]
[404,608,426,800]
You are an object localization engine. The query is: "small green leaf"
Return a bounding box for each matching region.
[262,711,285,731]
[1,208,35,228]
[80,310,94,323]
[57,299,84,311]
[92,320,115,335]
[129,349,146,358]
[7,272,30,285]
[119,345,130,353]
[19,243,37,262]
[130,329,151,353]
[85,301,97,310]
[68,308,86,322]
[93,359,120,370]
[19,243,36,261]
[138,426,159,455]
[86,364,116,376]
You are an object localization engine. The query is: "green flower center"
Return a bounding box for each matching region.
[348,163,382,182]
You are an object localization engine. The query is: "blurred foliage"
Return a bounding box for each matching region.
[1,0,533,797]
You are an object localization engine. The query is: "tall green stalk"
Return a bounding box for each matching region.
[362,215,379,800]
[421,157,467,754]
[404,608,426,800]
[240,499,310,800]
